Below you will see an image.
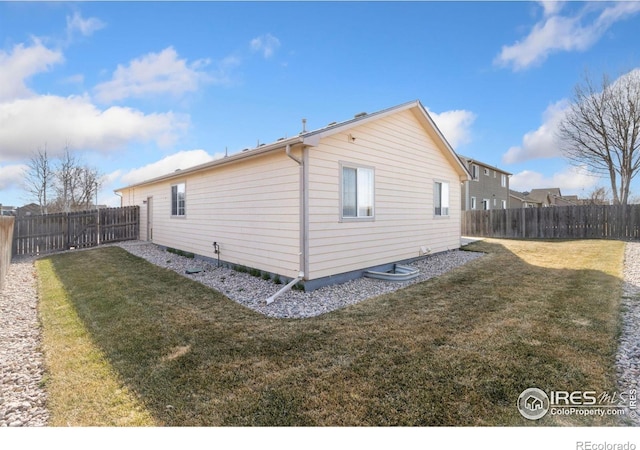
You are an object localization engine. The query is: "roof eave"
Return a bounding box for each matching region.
[114,136,305,192]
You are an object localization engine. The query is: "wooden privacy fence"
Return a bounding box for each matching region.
[0,216,15,290]
[462,205,640,240]
[12,206,139,257]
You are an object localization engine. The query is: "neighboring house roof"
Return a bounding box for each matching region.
[527,188,562,205]
[116,100,471,191]
[457,154,512,176]
[509,190,542,206]
[512,188,580,207]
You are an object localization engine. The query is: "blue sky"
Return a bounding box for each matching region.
[1,1,640,208]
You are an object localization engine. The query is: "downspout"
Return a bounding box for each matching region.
[265,144,306,305]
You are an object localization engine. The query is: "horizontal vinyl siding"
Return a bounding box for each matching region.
[307,109,462,280]
[119,151,301,278]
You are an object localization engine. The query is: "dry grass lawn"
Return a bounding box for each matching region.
[36,238,625,426]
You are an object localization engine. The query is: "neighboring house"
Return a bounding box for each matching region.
[509,188,580,208]
[458,155,511,210]
[509,190,541,208]
[16,203,43,216]
[116,100,471,291]
[526,188,578,207]
[0,205,16,216]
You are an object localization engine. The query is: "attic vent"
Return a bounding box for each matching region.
[242,148,250,152]
[354,112,367,118]
[327,121,337,126]
[174,169,181,172]
[277,137,285,141]
[259,143,266,147]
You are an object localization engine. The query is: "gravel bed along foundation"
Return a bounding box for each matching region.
[112,240,485,319]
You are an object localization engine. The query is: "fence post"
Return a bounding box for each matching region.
[0,217,15,291]
[96,208,100,246]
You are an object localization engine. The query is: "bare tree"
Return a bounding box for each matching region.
[49,148,102,213]
[558,70,640,205]
[586,186,610,205]
[55,148,79,213]
[24,146,53,214]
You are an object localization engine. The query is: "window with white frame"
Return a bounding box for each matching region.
[171,182,186,217]
[501,174,507,188]
[482,199,490,210]
[484,168,489,176]
[471,164,479,181]
[341,165,374,219]
[471,197,477,210]
[501,200,507,209]
[434,181,450,216]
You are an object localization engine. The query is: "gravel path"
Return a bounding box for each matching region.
[4,239,640,426]
[617,241,640,425]
[0,257,48,427]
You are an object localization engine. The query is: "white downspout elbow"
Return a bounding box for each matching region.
[265,275,303,305]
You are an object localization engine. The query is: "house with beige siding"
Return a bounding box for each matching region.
[115,100,470,291]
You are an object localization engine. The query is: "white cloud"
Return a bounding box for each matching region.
[93,47,211,103]
[495,2,640,71]
[66,11,105,38]
[0,40,64,101]
[510,165,599,194]
[117,149,224,186]
[0,164,28,191]
[250,33,281,59]
[0,94,188,161]
[539,1,565,17]
[503,100,568,164]
[427,108,477,149]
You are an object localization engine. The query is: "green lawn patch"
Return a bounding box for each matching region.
[36,239,625,426]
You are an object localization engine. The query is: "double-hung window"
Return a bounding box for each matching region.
[171,182,186,217]
[341,165,374,219]
[434,181,450,216]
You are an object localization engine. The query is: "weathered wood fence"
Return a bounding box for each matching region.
[462,205,640,239]
[0,216,15,290]
[12,206,139,257]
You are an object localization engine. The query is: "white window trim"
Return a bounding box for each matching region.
[471,197,477,210]
[482,199,490,210]
[434,180,450,218]
[484,168,489,176]
[171,181,186,218]
[472,164,479,181]
[340,162,375,222]
[501,174,507,188]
